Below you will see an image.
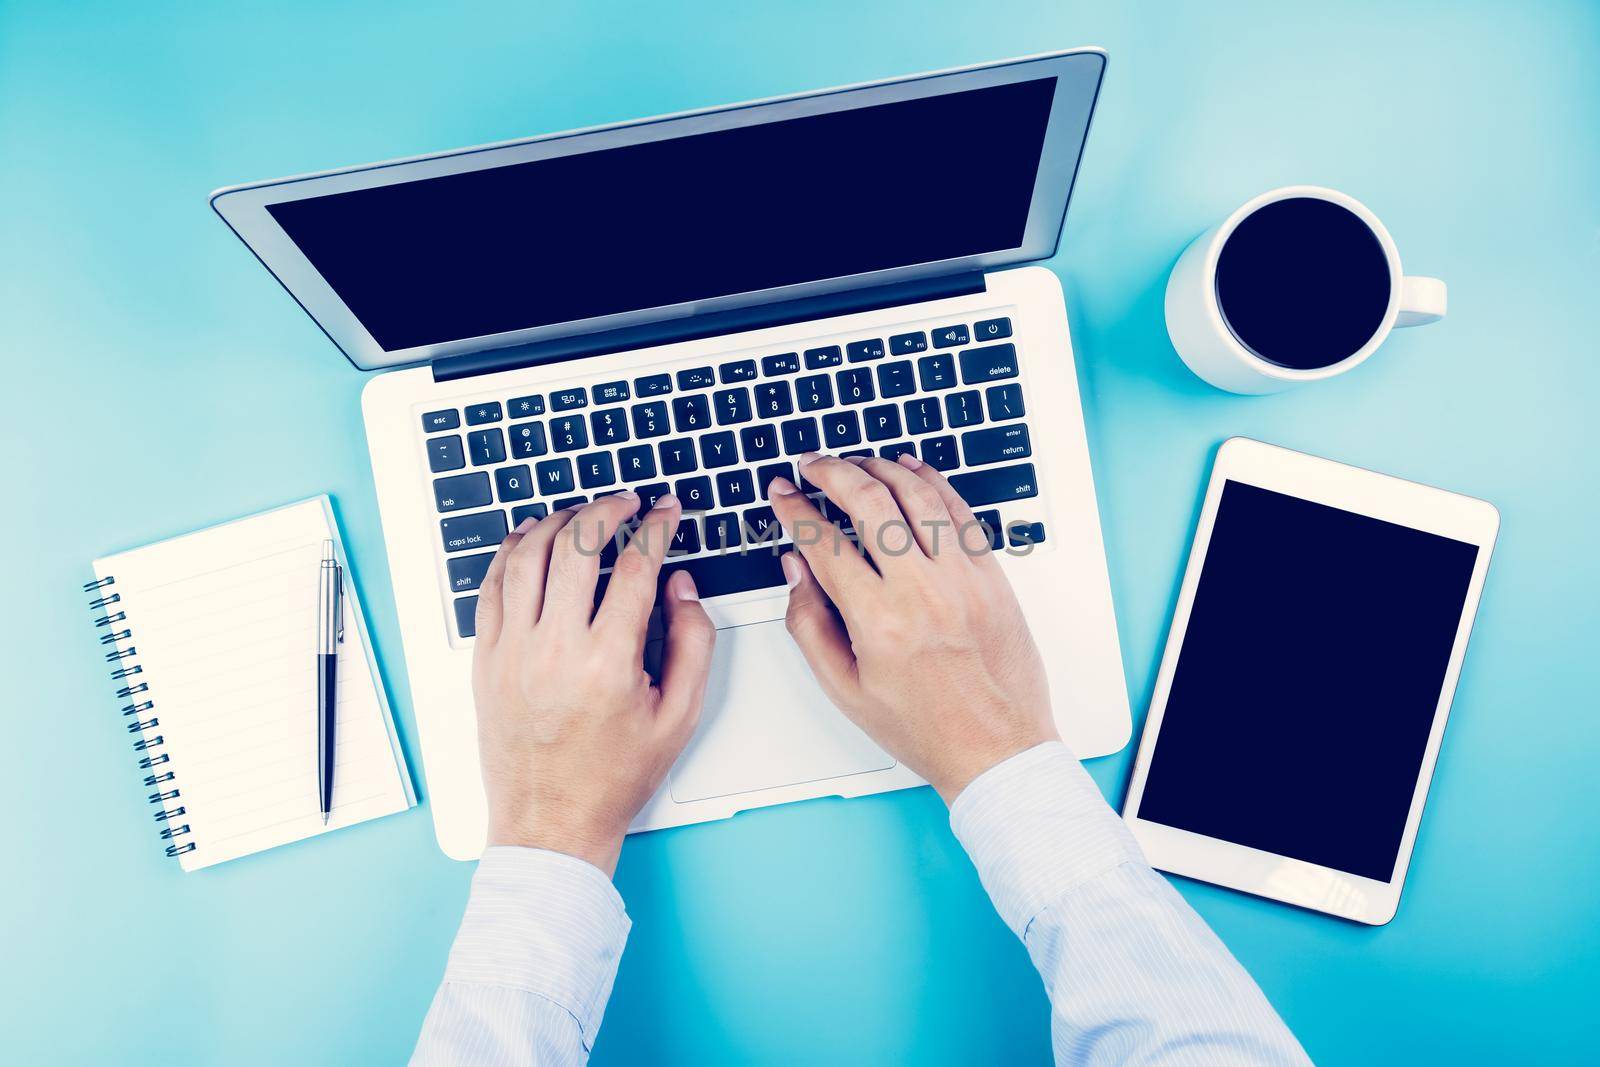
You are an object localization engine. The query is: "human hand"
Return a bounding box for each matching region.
[470,492,715,876]
[767,452,1056,803]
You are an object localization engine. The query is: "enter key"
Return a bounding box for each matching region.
[960,424,1032,466]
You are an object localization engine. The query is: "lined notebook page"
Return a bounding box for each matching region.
[95,498,414,871]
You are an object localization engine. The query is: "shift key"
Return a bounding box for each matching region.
[441,510,508,554]
[949,462,1038,506]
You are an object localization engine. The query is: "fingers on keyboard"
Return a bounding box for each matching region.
[435,318,1037,636]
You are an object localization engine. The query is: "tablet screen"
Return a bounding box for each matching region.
[1136,480,1479,882]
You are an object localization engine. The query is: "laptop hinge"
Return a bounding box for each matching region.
[431,271,987,383]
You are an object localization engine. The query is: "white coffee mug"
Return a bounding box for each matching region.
[1165,185,1446,394]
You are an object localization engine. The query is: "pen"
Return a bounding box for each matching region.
[317,539,344,825]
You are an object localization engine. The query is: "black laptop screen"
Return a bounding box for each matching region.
[266,77,1058,352]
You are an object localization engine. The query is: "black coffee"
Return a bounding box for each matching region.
[1214,197,1391,370]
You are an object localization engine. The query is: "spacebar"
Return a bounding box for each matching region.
[662,547,792,598]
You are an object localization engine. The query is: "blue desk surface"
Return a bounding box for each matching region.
[5,2,1597,1062]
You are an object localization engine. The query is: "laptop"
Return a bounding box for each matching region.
[212,49,1130,860]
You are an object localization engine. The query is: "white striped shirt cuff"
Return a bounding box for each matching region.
[949,740,1143,938]
[442,846,631,1050]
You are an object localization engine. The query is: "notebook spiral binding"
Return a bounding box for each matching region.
[85,575,196,859]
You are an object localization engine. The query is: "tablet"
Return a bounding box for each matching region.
[1121,438,1498,924]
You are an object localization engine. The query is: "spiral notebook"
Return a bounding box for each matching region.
[86,497,416,871]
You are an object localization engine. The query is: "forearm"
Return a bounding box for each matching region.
[412,848,630,1067]
[951,743,1311,1067]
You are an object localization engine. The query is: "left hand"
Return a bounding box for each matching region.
[470,492,715,876]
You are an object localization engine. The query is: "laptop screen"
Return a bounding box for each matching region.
[266,77,1058,353]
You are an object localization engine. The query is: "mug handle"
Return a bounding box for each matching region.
[1396,276,1447,327]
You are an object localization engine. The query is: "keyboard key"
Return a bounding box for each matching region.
[839,450,872,461]
[677,366,715,390]
[931,324,970,348]
[739,424,779,461]
[949,462,1039,506]
[511,502,549,526]
[699,431,739,469]
[705,513,742,551]
[466,401,503,425]
[761,352,801,376]
[823,496,854,530]
[509,422,548,458]
[836,368,875,405]
[634,373,673,397]
[890,331,928,355]
[804,345,843,369]
[593,380,630,405]
[659,547,791,598]
[590,408,629,445]
[781,417,821,455]
[552,495,587,510]
[972,509,1004,551]
[550,387,588,411]
[550,415,588,452]
[578,452,616,489]
[744,505,779,543]
[945,390,984,428]
[632,400,669,438]
[974,316,1013,342]
[962,424,1032,466]
[658,438,698,476]
[754,381,794,418]
[917,353,957,391]
[638,482,671,512]
[714,387,752,425]
[876,362,915,399]
[495,464,535,501]
[434,472,493,512]
[1007,521,1046,548]
[423,408,460,432]
[796,374,834,412]
[823,410,861,448]
[454,596,478,638]
[755,462,795,499]
[720,359,758,383]
[428,435,465,472]
[676,476,714,510]
[878,441,916,462]
[670,519,701,555]
[716,469,756,506]
[618,443,658,482]
[846,338,885,362]
[535,458,577,496]
[986,383,1026,421]
[447,552,496,593]
[959,343,1019,384]
[467,429,506,466]
[863,404,902,442]
[672,394,712,432]
[904,397,944,435]
[921,435,959,471]
[508,394,545,418]
[441,510,508,554]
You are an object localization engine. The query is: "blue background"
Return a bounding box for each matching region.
[4,2,1597,1063]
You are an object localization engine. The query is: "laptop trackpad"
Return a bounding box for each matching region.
[667,619,895,804]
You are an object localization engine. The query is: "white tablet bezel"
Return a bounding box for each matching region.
[1121,437,1499,924]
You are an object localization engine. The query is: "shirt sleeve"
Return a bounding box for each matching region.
[950,742,1313,1067]
[411,846,631,1067]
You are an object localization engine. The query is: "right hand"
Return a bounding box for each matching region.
[767,452,1058,804]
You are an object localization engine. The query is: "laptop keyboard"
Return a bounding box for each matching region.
[420,314,1044,639]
